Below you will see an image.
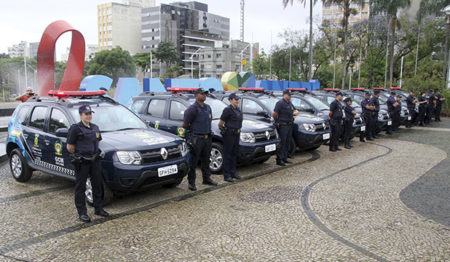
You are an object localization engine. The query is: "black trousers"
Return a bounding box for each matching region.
[370,112,378,138]
[407,108,416,127]
[435,105,442,121]
[188,136,212,184]
[276,124,293,162]
[329,119,342,150]
[75,160,103,215]
[418,106,426,125]
[361,112,373,139]
[425,106,434,124]
[344,119,353,146]
[222,132,240,179]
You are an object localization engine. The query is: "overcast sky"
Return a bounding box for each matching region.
[0,0,322,59]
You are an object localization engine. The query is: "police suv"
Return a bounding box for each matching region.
[130,88,280,174]
[6,90,190,205]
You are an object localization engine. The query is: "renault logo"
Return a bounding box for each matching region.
[265,130,270,140]
[160,148,168,160]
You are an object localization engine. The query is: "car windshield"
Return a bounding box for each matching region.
[70,104,147,132]
[260,97,279,111]
[189,98,227,119]
[304,96,329,111]
[351,95,364,108]
[378,94,388,104]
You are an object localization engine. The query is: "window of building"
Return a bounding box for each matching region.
[216,53,222,58]
[147,99,166,118]
[29,106,48,130]
[207,54,211,58]
[49,108,70,134]
[216,64,222,69]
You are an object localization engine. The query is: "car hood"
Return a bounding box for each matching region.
[100,128,181,151]
[241,119,275,132]
[295,113,326,124]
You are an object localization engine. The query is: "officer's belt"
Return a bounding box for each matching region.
[227,128,241,133]
[72,154,98,162]
[192,134,210,139]
[278,121,293,126]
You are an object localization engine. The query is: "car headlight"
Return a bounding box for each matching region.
[303,123,316,132]
[179,142,189,157]
[240,132,255,143]
[116,151,142,165]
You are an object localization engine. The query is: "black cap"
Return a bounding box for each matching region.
[79,105,94,114]
[396,94,402,98]
[336,92,343,97]
[228,93,240,100]
[374,90,380,95]
[365,92,371,96]
[283,90,292,95]
[410,90,415,93]
[194,88,208,95]
[344,97,352,103]
[430,89,434,92]
[390,91,396,95]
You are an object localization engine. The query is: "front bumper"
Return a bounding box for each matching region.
[294,130,330,150]
[238,139,280,163]
[102,156,189,193]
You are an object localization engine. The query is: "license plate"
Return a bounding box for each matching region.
[265,144,276,152]
[323,133,330,140]
[158,165,178,177]
[361,126,366,131]
[388,121,392,126]
[408,116,411,120]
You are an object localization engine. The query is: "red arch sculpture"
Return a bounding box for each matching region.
[37,20,85,96]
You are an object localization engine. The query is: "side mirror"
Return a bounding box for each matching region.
[55,128,69,137]
[256,111,270,118]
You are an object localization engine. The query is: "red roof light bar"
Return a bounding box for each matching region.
[323,88,341,92]
[351,88,365,91]
[372,87,385,90]
[287,88,307,91]
[238,88,265,92]
[48,90,106,98]
[166,87,200,92]
[390,87,402,90]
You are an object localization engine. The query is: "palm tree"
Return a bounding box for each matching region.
[282,0,318,81]
[371,0,411,87]
[322,0,364,89]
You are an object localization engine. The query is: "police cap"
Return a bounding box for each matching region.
[336,91,343,97]
[228,93,240,100]
[283,90,292,95]
[390,91,396,95]
[344,97,352,103]
[194,88,208,95]
[374,90,380,95]
[365,92,371,96]
[79,105,94,114]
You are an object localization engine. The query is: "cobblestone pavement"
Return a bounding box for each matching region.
[0,119,449,261]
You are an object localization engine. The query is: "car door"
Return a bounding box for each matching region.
[46,107,75,176]
[166,99,188,137]
[144,98,168,131]
[22,106,50,165]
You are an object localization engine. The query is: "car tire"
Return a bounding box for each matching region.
[163,177,183,188]
[209,142,223,174]
[86,178,114,207]
[9,148,33,182]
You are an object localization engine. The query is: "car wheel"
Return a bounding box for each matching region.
[163,177,183,188]
[9,148,32,182]
[209,142,223,174]
[86,178,114,206]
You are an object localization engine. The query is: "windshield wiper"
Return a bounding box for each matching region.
[115,127,139,131]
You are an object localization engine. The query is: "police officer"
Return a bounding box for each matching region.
[182,88,218,191]
[425,89,435,124]
[273,90,299,166]
[435,90,446,121]
[386,91,399,134]
[329,92,344,152]
[417,91,428,126]
[219,93,243,182]
[361,92,375,141]
[370,90,381,139]
[343,97,356,149]
[67,105,109,223]
[406,90,417,127]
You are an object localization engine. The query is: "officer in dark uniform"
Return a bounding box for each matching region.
[394,95,402,130]
[360,92,375,141]
[343,97,356,149]
[406,90,417,127]
[182,88,218,191]
[417,91,428,126]
[219,93,243,182]
[67,105,109,223]
[386,91,399,134]
[370,90,381,139]
[425,89,435,124]
[273,90,299,166]
[328,92,344,152]
[435,90,445,121]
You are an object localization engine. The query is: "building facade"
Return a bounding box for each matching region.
[322,1,370,26]
[8,41,29,58]
[198,40,252,79]
[97,0,155,55]
[141,1,230,76]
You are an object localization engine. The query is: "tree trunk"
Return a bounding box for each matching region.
[308,0,313,81]
[389,17,396,87]
[341,2,349,90]
[444,19,449,88]
[414,24,420,76]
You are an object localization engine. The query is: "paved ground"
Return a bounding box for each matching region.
[0,119,449,261]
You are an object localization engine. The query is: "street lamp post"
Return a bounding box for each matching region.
[150,50,153,78]
[24,56,28,91]
[240,43,251,72]
[444,5,450,89]
[190,48,203,79]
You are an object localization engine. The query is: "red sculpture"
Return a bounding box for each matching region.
[37,20,85,96]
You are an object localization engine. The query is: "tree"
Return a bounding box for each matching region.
[133,52,154,77]
[87,47,136,86]
[154,42,180,68]
[163,65,183,78]
[282,0,318,80]
[252,51,270,79]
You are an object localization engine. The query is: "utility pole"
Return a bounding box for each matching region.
[240,0,245,42]
[24,56,28,91]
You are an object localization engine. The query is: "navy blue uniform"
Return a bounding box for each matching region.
[329,99,343,150]
[67,122,103,216]
[435,94,443,121]
[183,102,213,185]
[220,105,243,179]
[274,98,294,162]
[406,95,417,126]
[425,94,434,124]
[418,96,427,125]
[361,98,373,140]
[369,96,380,138]
[386,96,397,133]
[343,104,355,147]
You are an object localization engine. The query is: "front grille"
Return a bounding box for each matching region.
[353,117,363,125]
[140,145,181,164]
[254,130,276,142]
[314,123,326,131]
